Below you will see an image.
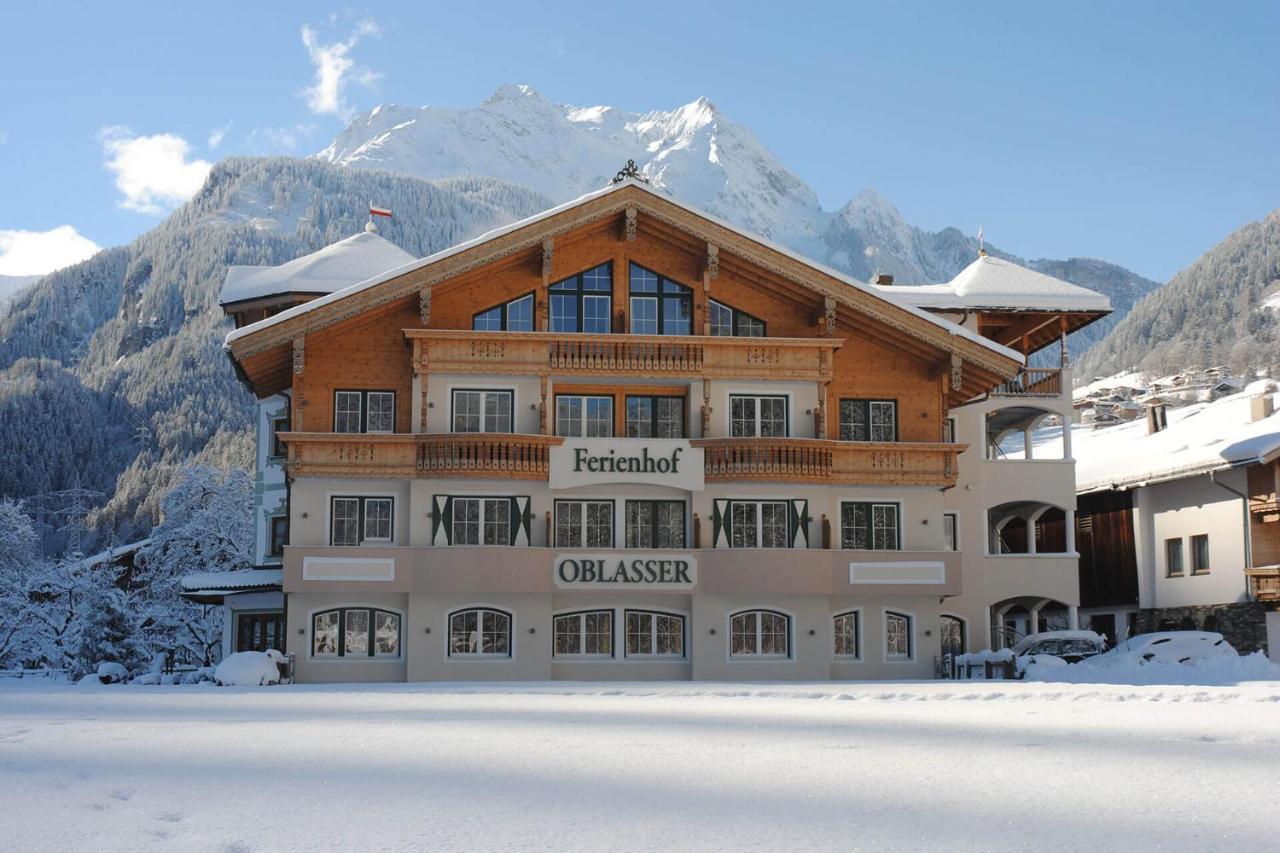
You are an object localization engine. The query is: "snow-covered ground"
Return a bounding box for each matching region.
[4,681,1280,851]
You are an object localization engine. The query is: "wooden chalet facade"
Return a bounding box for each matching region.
[215,178,1109,681]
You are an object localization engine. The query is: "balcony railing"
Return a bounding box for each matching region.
[992,368,1063,397]
[282,432,563,480]
[405,329,841,381]
[1247,566,1280,602]
[693,438,964,487]
[283,432,963,487]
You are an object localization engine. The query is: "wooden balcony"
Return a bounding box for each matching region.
[992,368,1063,397]
[405,329,841,381]
[282,432,963,487]
[693,438,965,487]
[281,432,563,480]
[1247,565,1280,602]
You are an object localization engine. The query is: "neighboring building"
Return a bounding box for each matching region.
[218,178,1109,681]
[181,228,417,660]
[1074,382,1280,654]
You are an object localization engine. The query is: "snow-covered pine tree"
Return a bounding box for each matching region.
[73,589,144,677]
[0,499,40,666]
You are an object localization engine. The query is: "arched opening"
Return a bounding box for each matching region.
[989,597,1073,649]
[985,406,1067,461]
[988,501,1073,555]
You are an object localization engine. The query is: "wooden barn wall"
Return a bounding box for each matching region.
[1076,489,1140,608]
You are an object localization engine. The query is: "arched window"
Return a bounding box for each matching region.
[730,610,790,658]
[940,615,966,657]
[311,608,401,658]
[833,611,860,660]
[629,263,692,335]
[448,608,511,658]
[624,610,685,658]
[885,611,913,661]
[553,610,613,657]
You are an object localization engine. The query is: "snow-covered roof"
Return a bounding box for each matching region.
[1074,382,1280,493]
[219,230,417,306]
[874,255,1113,313]
[77,538,150,569]
[223,180,1023,364]
[179,568,283,594]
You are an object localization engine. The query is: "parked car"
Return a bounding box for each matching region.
[1011,630,1108,663]
[1079,631,1236,668]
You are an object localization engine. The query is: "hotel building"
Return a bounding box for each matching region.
[204,177,1110,681]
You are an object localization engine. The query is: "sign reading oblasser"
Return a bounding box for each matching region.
[554,555,698,589]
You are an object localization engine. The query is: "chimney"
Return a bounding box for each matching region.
[1251,384,1277,423]
[1146,403,1168,435]
[874,274,894,286]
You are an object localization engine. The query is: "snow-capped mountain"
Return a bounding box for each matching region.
[315,85,1160,320]
[318,84,827,254]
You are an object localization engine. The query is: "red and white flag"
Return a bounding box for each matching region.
[369,202,392,218]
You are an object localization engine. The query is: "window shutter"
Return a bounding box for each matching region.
[511,496,531,547]
[432,495,452,546]
[712,499,730,549]
[790,499,809,549]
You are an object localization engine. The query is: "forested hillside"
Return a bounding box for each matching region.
[1075,211,1280,381]
[0,158,550,552]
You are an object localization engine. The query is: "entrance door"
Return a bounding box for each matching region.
[940,615,966,657]
[236,612,286,653]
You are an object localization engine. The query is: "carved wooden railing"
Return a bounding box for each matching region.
[693,438,965,487]
[405,329,842,381]
[993,368,1063,397]
[281,433,563,480]
[1246,566,1280,602]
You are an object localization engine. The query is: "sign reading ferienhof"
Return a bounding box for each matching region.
[549,439,704,491]
[554,554,698,589]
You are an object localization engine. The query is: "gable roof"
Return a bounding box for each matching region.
[873,255,1112,313]
[220,229,417,306]
[1075,382,1280,493]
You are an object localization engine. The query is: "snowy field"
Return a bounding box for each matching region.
[4,681,1280,852]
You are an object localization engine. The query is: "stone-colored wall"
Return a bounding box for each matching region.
[1134,601,1268,654]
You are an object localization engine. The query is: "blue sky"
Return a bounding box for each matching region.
[0,1,1276,281]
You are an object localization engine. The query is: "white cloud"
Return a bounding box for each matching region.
[0,226,101,276]
[245,122,317,152]
[300,16,382,118]
[98,126,213,214]
[208,121,232,150]
[0,130,8,145]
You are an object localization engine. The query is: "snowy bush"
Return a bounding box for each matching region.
[95,662,129,684]
[74,590,145,677]
[213,650,285,686]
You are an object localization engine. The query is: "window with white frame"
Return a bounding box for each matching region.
[473,292,534,332]
[730,500,790,548]
[555,395,613,437]
[330,497,393,546]
[624,610,685,657]
[943,513,958,551]
[625,500,685,548]
[708,298,765,337]
[451,497,511,546]
[555,500,614,548]
[840,502,900,550]
[448,608,511,657]
[334,390,395,434]
[730,610,790,658]
[553,610,613,657]
[729,395,787,437]
[311,608,400,658]
[943,417,956,444]
[885,611,913,660]
[833,611,860,659]
[839,399,897,442]
[451,389,513,433]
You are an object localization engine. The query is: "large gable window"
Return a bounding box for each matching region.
[550,263,612,334]
[473,293,534,332]
[334,390,395,434]
[709,299,765,337]
[629,263,692,335]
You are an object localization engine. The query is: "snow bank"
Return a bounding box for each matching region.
[213,650,285,686]
[1025,650,1280,685]
[954,648,1014,665]
[95,662,129,684]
